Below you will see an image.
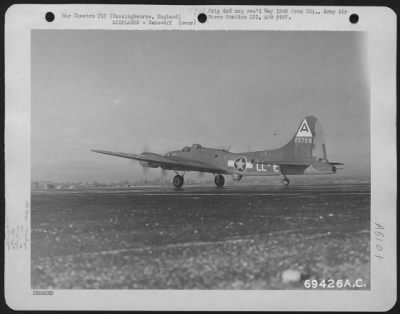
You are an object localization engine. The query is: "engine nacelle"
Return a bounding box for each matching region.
[232,174,243,181]
[139,161,159,168]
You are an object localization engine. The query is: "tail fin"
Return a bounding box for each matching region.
[278,116,328,162]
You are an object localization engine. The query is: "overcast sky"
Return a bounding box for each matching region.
[32,30,369,182]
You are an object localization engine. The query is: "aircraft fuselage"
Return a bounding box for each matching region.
[92,116,342,188]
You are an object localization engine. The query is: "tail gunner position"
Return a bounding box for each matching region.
[92,116,343,188]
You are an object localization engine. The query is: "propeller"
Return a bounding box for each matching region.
[140,143,151,174]
[161,168,168,177]
[140,143,171,177]
[126,144,149,173]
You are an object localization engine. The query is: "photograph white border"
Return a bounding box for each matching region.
[4,4,397,311]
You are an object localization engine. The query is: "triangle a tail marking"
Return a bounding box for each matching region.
[296,119,313,138]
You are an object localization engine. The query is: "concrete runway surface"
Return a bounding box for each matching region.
[31,182,370,289]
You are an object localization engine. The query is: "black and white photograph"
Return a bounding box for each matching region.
[4,4,396,311]
[30,29,371,289]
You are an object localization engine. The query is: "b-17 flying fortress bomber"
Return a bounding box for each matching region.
[92,116,343,188]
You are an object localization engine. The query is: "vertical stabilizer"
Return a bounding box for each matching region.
[275,116,327,163]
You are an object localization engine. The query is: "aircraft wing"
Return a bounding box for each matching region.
[91,149,227,174]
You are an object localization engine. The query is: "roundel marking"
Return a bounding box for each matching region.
[234,156,247,172]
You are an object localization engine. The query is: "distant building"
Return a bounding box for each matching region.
[44,183,55,190]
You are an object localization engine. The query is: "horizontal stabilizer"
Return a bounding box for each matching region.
[273,161,311,166]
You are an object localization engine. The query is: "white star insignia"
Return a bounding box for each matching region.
[234,157,246,171]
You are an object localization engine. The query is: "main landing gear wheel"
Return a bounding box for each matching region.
[282,176,290,186]
[214,174,225,187]
[173,175,184,189]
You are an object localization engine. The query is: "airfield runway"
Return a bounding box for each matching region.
[31,181,370,289]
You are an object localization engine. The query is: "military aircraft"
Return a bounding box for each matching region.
[92,116,343,188]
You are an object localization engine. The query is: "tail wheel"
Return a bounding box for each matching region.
[214,174,225,187]
[282,177,290,185]
[173,175,184,188]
